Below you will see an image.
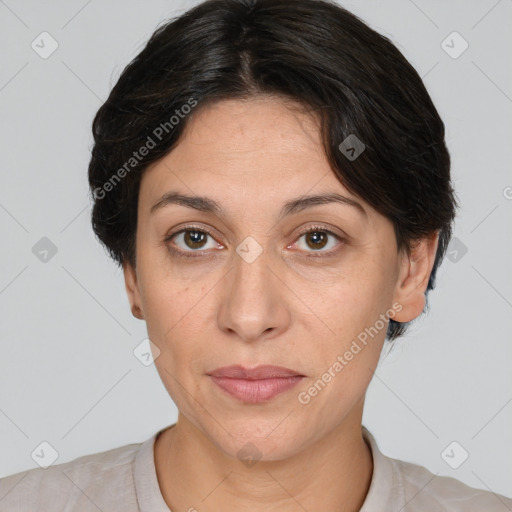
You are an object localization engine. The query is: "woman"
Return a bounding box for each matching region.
[1,0,510,510]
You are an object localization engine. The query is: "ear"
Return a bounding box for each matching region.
[122,261,145,320]
[392,232,439,323]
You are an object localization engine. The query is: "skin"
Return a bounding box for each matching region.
[123,96,438,512]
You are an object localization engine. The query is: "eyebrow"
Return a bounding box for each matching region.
[150,191,367,219]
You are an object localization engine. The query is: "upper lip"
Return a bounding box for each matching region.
[208,365,304,379]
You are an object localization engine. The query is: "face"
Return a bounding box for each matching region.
[124,96,437,461]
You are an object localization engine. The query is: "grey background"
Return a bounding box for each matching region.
[1,0,511,499]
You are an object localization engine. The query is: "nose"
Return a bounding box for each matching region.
[217,244,291,344]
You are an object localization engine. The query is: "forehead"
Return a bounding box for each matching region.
[140,96,361,206]
[179,95,323,156]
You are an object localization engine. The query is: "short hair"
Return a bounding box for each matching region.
[88,0,457,341]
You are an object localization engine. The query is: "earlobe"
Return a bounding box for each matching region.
[392,232,439,324]
[122,261,145,320]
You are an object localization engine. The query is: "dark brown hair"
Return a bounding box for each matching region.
[88,0,457,340]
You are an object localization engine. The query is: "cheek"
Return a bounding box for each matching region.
[316,260,394,336]
[143,282,212,353]
[136,275,204,379]
[298,293,388,420]
[143,277,209,406]
[137,243,214,333]
[302,259,395,393]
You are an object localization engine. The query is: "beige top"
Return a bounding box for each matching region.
[0,425,510,511]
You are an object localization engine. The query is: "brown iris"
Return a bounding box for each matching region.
[304,231,328,250]
[184,230,208,249]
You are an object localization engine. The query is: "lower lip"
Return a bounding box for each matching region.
[209,376,304,403]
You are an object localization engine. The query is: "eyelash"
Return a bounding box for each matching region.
[163,224,345,260]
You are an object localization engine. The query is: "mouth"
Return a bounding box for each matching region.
[207,365,305,403]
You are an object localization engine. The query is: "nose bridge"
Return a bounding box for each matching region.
[218,237,287,341]
[233,238,270,296]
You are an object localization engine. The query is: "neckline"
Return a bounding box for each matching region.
[134,426,174,512]
[134,424,401,512]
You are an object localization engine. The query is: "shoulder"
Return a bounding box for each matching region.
[391,456,512,511]
[362,427,512,512]
[0,441,142,512]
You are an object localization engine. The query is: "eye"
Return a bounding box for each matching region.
[292,225,344,256]
[164,224,345,259]
[164,226,222,258]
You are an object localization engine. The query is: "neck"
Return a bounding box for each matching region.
[154,406,373,512]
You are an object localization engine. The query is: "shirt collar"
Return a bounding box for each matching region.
[360,426,405,511]
[134,426,173,512]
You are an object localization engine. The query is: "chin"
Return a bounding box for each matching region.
[204,417,310,463]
